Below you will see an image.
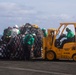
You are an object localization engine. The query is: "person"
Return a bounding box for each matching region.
[5,27,12,37]
[60,27,75,48]
[11,25,20,38]
[42,28,47,37]
[23,33,35,60]
[8,25,20,45]
[2,27,12,43]
[6,25,20,58]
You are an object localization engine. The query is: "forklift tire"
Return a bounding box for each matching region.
[46,50,56,61]
[72,54,76,61]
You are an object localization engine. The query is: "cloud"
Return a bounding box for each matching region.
[50,14,72,20]
[0,2,37,17]
[0,2,75,21]
[0,2,16,10]
[35,13,75,23]
[58,14,71,20]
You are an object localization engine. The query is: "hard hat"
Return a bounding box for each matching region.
[14,25,19,28]
[42,28,46,31]
[32,33,36,36]
[26,23,31,25]
[32,24,38,28]
[8,26,12,29]
[66,28,70,32]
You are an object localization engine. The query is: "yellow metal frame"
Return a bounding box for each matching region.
[42,23,76,61]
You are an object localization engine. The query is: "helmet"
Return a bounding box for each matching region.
[42,28,46,31]
[32,24,38,28]
[32,33,36,36]
[8,26,12,29]
[13,25,19,28]
[66,28,70,32]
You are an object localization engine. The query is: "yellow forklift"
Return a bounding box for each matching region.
[42,23,76,61]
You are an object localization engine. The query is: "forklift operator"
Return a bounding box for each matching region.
[60,27,75,48]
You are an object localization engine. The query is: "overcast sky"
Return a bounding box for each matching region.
[0,0,76,34]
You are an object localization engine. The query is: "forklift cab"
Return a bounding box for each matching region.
[55,23,75,48]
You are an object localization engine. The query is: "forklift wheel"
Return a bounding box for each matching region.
[72,54,76,61]
[46,51,56,61]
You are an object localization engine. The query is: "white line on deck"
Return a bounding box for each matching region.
[0,66,72,75]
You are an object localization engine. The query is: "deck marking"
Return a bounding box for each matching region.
[0,66,72,75]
